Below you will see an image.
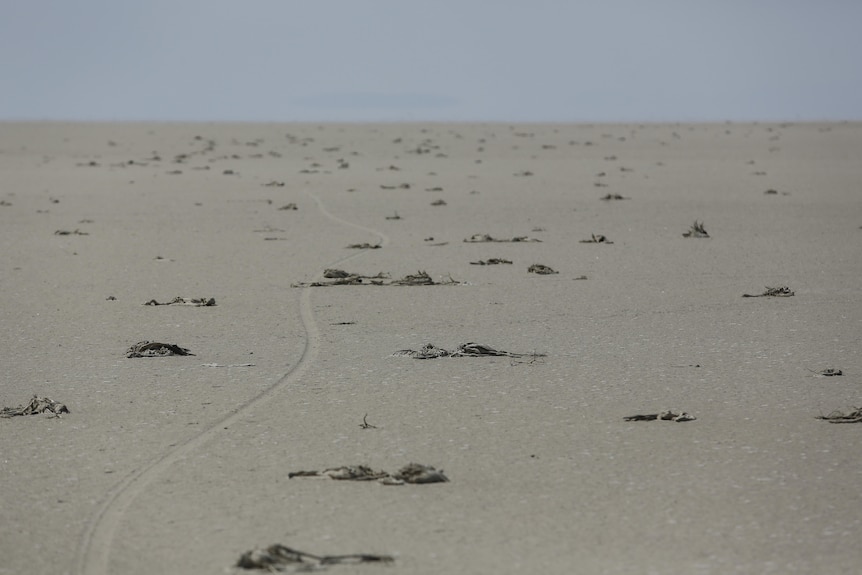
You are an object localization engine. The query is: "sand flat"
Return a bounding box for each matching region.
[1,122,861,574]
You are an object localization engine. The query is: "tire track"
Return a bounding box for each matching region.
[75,190,388,575]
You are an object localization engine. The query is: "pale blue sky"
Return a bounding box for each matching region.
[3,0,860,122]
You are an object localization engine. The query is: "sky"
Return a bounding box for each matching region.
[2,0,861,123]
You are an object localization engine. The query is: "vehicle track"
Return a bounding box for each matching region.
[75,190,389,575]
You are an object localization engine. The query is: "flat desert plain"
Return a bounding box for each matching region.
[1,122,861,575]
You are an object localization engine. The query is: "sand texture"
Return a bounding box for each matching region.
[1,122,861,574]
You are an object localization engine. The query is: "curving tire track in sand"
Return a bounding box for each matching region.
[75,190,389,575]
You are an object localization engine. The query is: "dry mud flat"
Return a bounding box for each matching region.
[1,122,861,574]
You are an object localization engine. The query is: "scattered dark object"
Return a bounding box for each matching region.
[528,264,558,275]
[682,220,709,238]
[324,269,354,278]
[513,170,533,176]
[292,270,459,287]
[464,233,541,243]
[262,180,285,187]
[237,543,393,571]
[600,193,628,200]
[321,465,389,481]
[764,189,778,195]
[126,341,194,358]
[346,243,381,249]
[1,395,69,418]
[106,296,117,301]
[816,407,862,423]
[471,258,512,265]
[573,275,588,280]
[286,470,320,478]
[289,463,447,485]
[330,321,356,325]
[385,211,401,220]
[278,203,298,210]
[393,342,546,360]
[391,463,449,484]
[808,368,843,376]
[393,343,451,359]
[54,229,88,236]
[430,199,447,206]
[742,286,794,298]
[580,234,613,244]
[624,410,696,422]
[392,270,460,286]
[292,272,383,287]
[359,414,377,429]
[143,297,216,307]
[392,270,435,286]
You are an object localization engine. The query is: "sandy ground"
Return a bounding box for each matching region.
[1,121,861,575]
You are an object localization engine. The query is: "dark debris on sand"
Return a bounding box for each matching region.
[464,233,541,243]
[580,233,613,244]
[1,395,69,418]
[742,286,794,298]
[345,242,382,249]
[470,258,512,265]
[288,463,448,485]
[392,270,460,286]
[393,342,546,360]
[126,341,195,358]
[292,270,460,287]
[810,368,843,377]
[817,407,862,423]
[624,410,696,422]
[682,220,710,238]
[237,543,393,572]
[143,297,216,306]
[528,264,558,275]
